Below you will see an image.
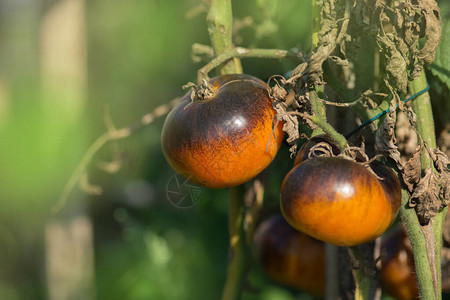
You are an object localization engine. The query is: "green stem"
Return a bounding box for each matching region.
[408,69,442,299]
[222,186,248,300]
[310,88,327,138]
[399,189,437,299]
[197,47,299,84]
[347,247,371,300]
[206,0,242,75]
[309,114,347,150]
[312,0,321,49]
[408,70,437,160]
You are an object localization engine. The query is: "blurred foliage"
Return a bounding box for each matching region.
[0,0,448,299]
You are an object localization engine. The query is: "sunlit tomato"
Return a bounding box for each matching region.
[253,214,325,296]
[280,157,401,246]
[380,227,419,300]
[161,74,284,188]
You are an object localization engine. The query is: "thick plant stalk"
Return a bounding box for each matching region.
[222,186,248,300]
[347,248,371,300]
[406,69,443,299]
[206,1,248,300]
[206,0,241,75]
[399,190,437,299]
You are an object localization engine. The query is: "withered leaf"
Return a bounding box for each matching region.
[403,143,423,192]
[273,101,299,157]
[411,168,441,224]
[415,0,442,76]
[430,148,450,206]
[375,111,403,169]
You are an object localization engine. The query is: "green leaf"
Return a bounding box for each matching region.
[428,4,450,89]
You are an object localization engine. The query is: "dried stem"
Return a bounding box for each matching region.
[53,99,178,213]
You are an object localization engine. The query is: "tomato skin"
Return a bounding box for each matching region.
[380,228,419,300]
[280,157,401,246]
[253,215,325,296]
[161,74,284,188]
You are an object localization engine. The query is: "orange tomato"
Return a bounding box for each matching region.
[253,215,325,296]
[161,74,284,188]
[280,157,401,246]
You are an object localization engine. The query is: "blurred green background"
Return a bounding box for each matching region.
[0,0,311,299]
[0,0,448,300]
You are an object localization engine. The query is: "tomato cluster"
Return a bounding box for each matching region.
[162,74,401,247]
[161,74,283,188]
[280,138,402,247]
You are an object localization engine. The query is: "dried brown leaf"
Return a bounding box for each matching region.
[414,0,442,76]
[411,168,441,224]
[273,101,299,156]
[375,111,403,169]
[403,143,423,192]
[430,148,450,206]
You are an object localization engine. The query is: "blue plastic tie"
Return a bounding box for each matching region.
[344,83,430,139]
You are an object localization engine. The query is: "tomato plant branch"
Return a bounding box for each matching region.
[206,0,241,75]
[399,189,437,299]
[310,115,347,151]
[408,69,443,298]
[222,185,249,300]
[309,0,327,136]
[408,70,437,162]
[347,247,371,300]
[53,99,179,213]
[197,47,299,84]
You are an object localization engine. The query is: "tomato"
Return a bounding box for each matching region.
[161,74,284,188]
[380,227,419,300]
[280,157,401,246]
[253,214,325,296]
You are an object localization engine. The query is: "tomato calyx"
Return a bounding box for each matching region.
[296,134,386,181]
[183,78,215,102]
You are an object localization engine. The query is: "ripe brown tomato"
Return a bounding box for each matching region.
[161,74,284,188]
[380,227,419,300]
[253,214,325,296]
[280,157,401,246]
